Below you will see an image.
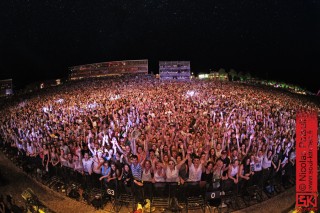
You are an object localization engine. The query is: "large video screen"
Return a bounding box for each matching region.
[159,61,191,80]
[69,59,148,80]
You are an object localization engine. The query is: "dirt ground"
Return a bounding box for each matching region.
[233,187,295,213]
[0,152,132,213]
[0,151,296,213]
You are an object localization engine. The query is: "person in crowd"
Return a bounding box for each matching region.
[262,149,273,188]
[186,155,203,196]
[128,155,143,203]
[163,158,187,210]
[147,149,158,170]
[208,148,216,163]
[212,159,227,191]
[238,143,248,161]
[119,163,133,194]
[99,160,110,188]
[271,144,282,184]
[141,159,153,199]
[136,145,146,164]
[239,157,253,195]
[281,144,295,187]
[66,153,74,169]
[200,161,214,189]
[41,144,50,172]
[153,161,166,197]
[73,155,83,182]
[218,150,230,176]
[92,151,104,188]
[226,159,240,193]
[49,146,60,176]
[59,149,68,167]
[253,150,263,187]
[26,141,37,167]
[107,162,120,190]
[82,152,93,188]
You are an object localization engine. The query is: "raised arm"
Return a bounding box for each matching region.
[131,139,137,155]
[246,134,254,153]
[187,153,192,168]
[88,142,95,156]
[176,155,188,170]
[102,133,109,147]
[236,134,240,152]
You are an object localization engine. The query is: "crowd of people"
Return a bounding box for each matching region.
[0,75,319,209]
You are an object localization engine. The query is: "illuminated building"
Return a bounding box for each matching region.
[69,59,148,80]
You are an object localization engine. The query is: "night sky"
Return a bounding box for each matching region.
[0,0,319,92]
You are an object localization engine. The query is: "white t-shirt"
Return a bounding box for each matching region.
[142,169,153,182]
[215,150,222,159]
[188,163,202,182]
[74,161,83,173]
[230,165,239,177]
[262,156,272,169]
[27,144,34,155]
[154,169,165,182]
[82,158,93,174]
[254,156,263,172]
[166,167,179,182]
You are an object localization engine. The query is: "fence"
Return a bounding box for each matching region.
[0,140,295,212]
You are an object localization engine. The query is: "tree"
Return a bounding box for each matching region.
[228,69,237,81]
[238,71,244,81]
[218,68,226,75]
[218,68,227,80]
[245,72,252,81]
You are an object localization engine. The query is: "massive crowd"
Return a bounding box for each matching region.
[0,75,319,209]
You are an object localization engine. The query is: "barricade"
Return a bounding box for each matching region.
[0,144,297,212]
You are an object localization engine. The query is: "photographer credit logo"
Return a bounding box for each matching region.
[297,193,317,207]
[296,111,318,212]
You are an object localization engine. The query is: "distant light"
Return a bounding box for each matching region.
[199,74,209,79]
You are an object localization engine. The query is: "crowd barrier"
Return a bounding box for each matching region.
[0,140,296,212]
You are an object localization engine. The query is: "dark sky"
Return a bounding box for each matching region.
[0,0,319,92]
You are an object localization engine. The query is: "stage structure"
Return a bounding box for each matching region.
[0,79,13,97]
[69,59,148,80]
[159,61,191,80]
